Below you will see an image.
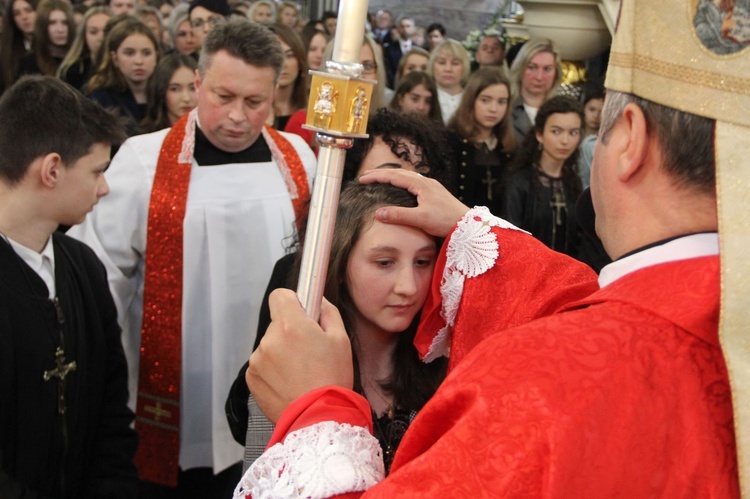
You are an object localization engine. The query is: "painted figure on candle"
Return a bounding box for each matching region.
[313,81,337,129]
[347,86,368,133]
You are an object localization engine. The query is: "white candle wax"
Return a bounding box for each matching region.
[331,0,369,64]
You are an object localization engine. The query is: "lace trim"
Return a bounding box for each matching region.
[423,207,527,362]
[262,126,299,200]
[233,422,384,499]
[177,108,197,164]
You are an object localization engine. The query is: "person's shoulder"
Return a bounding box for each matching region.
[118,127,171,155]
[581,134,597,149]
[89,87,120,107]
[275,129,316,163]
[446,130,465,146]
[53,232,106,272]
[103,128,172,190]
[17,52,39,75]
[126,127,171,144]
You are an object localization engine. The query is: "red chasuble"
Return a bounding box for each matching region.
[238,213,738,498]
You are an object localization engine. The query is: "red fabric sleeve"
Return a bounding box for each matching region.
[267,386,373,449]
[416,224,598,371]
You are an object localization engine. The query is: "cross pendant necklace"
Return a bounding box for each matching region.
[482,166,497,201]
[43,297,76,414]
[551,186,567,225]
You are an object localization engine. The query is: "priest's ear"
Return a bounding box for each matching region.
[613,102,649,184]
[39,153,64,189]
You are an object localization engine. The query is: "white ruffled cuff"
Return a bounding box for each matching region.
[422,207,526,362]
[233,421,385,499]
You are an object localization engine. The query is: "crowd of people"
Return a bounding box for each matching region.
[0,0,610,266]
[2,0,741,497]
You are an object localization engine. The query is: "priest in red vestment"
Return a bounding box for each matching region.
[232,0,748,496]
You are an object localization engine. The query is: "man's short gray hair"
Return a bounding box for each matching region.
[599,90,716,195]
[198,19,284,82]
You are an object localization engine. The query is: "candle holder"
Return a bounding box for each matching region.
[297,58,375,320]
[304,67,376,138]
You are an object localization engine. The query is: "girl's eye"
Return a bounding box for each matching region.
[375,260,393,268]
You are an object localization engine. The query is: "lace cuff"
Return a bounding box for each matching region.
[423,207,526,362]
[233,421,385,499]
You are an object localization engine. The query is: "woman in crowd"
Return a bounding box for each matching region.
[428,39,471,125]
[508,37,562,142]
[389,70,443,123]
[0,0,37,93]
[18,0,73,77]
[137,53,197,133]
[267,24,307,131]
[87,17,159,135]
[266,24,315,152]
[393,46,429,87]
[167,4,197,57]
[277,1,298,28]
[58,5,111,91]
[501,96,583,258]
[447,67,517,214]
[248,0,275,25]
[300,24,327,71]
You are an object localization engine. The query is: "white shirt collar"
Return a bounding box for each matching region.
[598,233,719,288]
[5,235,56,298]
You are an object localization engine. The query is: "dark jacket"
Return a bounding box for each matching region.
[0,234,138,499]
[449,132,513,215]
[502,166,581,258]
[89,87,145,137]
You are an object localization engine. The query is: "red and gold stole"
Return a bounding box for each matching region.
[133,110,310,485]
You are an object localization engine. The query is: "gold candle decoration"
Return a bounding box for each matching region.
[305,71,376,138]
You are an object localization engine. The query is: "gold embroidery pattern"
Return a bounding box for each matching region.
[610,51,750,96]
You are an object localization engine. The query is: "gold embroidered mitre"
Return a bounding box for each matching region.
[607,0,750,494]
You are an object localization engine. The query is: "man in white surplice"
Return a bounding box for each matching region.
[69,19,316,496]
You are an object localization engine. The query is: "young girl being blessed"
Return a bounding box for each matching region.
[296,182,448,473]
[225,110,453,473]
[236,181,448,475]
